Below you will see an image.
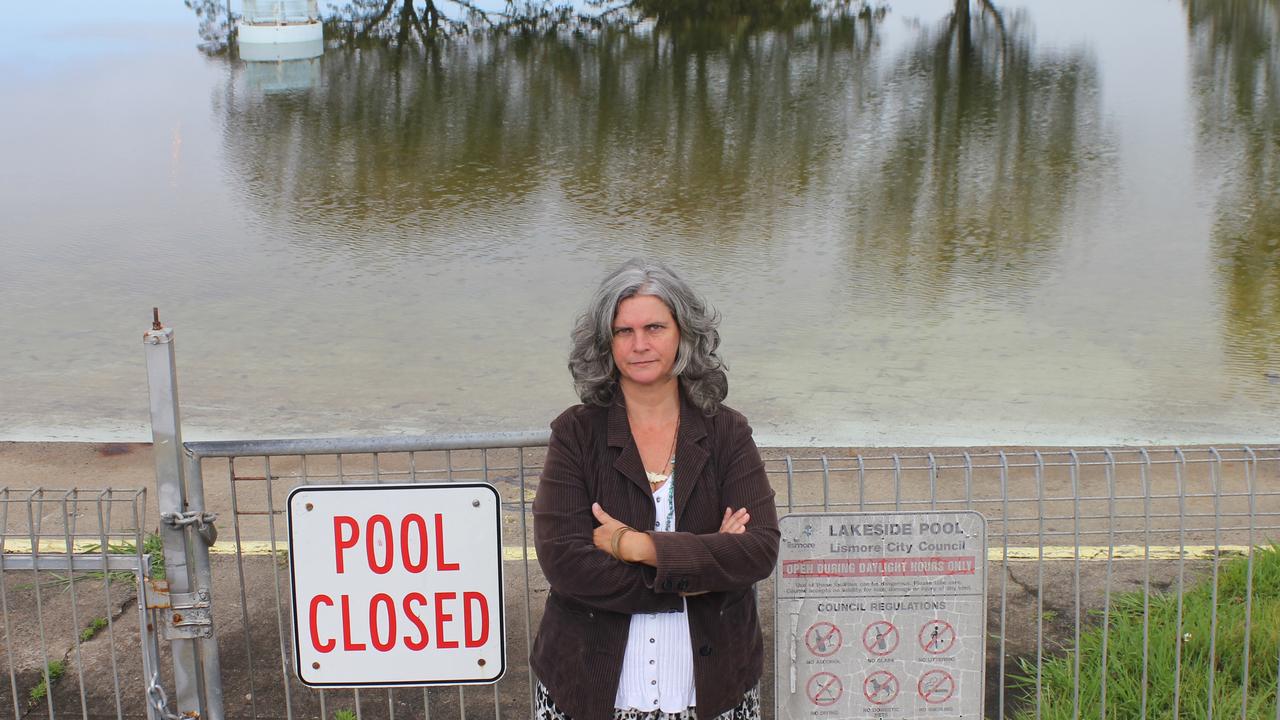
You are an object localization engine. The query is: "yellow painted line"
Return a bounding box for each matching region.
[2,540,1253,563]
[999,545,1250,561]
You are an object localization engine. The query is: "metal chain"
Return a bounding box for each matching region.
[160,511,218,529]
[160,510,219,545]
[147,671,187,720]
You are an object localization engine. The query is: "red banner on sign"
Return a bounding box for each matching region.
[781,556,976,578]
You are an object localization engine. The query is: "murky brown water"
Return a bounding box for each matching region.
[1,0,1277,444]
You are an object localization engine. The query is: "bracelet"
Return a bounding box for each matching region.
[609,526,634,561]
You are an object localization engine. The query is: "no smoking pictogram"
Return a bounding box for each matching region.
[919,619,957,655]
[862,671,899,705]
[861,620,899,656]
[918,669,956,704]
[805,622,842,657]
[806,672,842,707]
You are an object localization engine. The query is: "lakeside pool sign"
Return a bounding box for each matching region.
[775,511,986,720]
[286,483,506,687]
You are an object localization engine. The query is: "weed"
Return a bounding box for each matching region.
[333,710,358,720]
[79,616,109,643]
[142,533,165,579]
[1013,543,1280,719]
[28,659,66,703]
[41,532,167,589]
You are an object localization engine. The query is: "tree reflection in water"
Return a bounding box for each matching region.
[214,2,1111,292]
[1188,0,1280,381]
[845,1,1111,299]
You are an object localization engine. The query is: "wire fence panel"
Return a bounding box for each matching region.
[0,488,162,720]
[124,442,1280,718]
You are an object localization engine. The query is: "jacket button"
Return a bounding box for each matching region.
[677,579,689,591]
[662,580,672,591]
[588,612,594,619]
[699,645,712,656]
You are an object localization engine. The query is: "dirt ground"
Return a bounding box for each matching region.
[0,441,1272,719]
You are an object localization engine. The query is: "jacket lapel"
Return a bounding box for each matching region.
[673,397,709,528]
[609,400,650,495]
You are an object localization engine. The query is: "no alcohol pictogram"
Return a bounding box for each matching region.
[806,672,842,707]
[918,669,956,704]
[862,671,899,705]
[861,620,899,656]
[919,620,957,655]
[805,622,843,657]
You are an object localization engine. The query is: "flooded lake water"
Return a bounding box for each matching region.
[1,0,1277,445]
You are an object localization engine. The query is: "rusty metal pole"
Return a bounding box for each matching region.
[144,310,223,719]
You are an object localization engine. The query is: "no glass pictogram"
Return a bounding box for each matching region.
[806,672,842,707]
[861,620,899,656]
[805,622,842,657]
[919,619,957,655]
[862,671,899,705]
[917,669,956,704]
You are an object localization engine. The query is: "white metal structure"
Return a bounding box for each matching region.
[238,0,323,58]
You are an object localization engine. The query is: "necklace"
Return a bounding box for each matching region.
[644,415,679,487]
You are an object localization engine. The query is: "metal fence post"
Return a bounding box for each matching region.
[144,310,224,719]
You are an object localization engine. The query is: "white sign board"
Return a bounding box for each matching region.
[287,483,506,687]
[775,512,986,720]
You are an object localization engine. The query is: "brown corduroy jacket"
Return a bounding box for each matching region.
[530,394,780,720]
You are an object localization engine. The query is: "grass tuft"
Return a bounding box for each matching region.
[79,616,109,643]
[333,710,358,720]
[28,659,66,703]
[1013,543,1280,719]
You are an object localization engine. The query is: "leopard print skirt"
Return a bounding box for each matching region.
[534,681,760,720]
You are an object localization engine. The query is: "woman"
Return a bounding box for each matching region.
[531,259,780,720]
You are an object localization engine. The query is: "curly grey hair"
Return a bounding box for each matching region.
[569,258,728,414]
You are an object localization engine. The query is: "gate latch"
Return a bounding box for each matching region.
[152,586,214,640]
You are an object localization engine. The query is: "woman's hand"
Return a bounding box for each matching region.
[591,502,629,554]
[719,507,750,534]
[592,503,658,565]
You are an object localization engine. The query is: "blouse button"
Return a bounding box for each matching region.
[649,638,655,643]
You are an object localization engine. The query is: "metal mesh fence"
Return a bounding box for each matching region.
[0,488,160,720]
[173,440,1280,720]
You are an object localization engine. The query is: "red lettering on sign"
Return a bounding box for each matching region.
[435,592,459,648]
[341,595,366,651]
[435,514,460,571]
[312,591,492,653]
[309,594,335,652]
[402,592,430,650]
[367,515,394,574]
[334,516,359,573]
[370,593,396,651]
[464,592,489,648]
[402,514,429,573]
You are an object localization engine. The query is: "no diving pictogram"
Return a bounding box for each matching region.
[918,669,956,704]
[806,672,842,707]
[919,619,957,655]
[861,620,899,656]
[862,671,899,705]
[805,622,842,657]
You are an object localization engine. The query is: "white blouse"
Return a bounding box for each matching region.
[614,477,696,712]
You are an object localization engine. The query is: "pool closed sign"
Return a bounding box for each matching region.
[287,483,506,686]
